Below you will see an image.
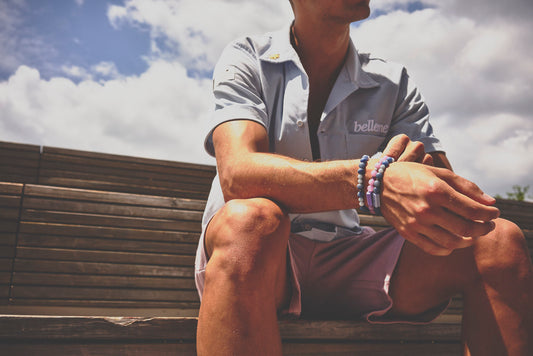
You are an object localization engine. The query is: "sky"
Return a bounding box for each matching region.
[0,0,532,198]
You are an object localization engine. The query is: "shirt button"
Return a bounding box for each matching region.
[296,120,304,128]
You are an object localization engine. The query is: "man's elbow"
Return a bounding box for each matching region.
[218,165,249,202]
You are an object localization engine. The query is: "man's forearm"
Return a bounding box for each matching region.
[218,152,361,214]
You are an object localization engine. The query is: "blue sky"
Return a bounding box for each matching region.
[0,0,532,197]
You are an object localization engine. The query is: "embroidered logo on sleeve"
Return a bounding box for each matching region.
[213,66,236,88]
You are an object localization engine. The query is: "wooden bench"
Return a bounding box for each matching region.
[0,141,532,355]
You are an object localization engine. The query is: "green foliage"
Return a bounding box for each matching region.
[496,185,531,201]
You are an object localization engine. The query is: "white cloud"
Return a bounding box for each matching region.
[0,62,215,164]
[107,0,293,71]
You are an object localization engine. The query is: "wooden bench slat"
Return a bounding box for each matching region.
[0,343,197,356]
[12,272,196,290]
[22,197,203,222]
[6,299,200,309]
[13,259,194,278]
[18,234,198,255]
[0,221,18,233]
[0,195,24,208]
[0,233,16,246]
[42,146,216,174]
[39,164,214,189]
[23,184,206,210]
[19,222,200,243]
[0,272,10,284]
[15,247,195,267]
[37,178,211,200]
[0,258,13,272]
[0,183,23,195]
[0,316,461,342]
[21,210,201,232]
[10,286,199,302]
[0,207,21,220]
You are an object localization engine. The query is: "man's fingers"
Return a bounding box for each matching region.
[427,168,500,221]
[382,134,410,161]
[422,153,434,166]
[433,208,497,238]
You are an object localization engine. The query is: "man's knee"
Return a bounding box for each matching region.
[205,198,290,283]
[474,218,531,279]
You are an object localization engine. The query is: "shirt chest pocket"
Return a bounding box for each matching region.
[344,133,387,159]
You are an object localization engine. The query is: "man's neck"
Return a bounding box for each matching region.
[292,18,350,80]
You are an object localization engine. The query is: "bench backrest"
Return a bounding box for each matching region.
[0,141,216,200]
[1,182,203,313]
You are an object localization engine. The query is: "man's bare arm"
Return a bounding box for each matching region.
[213,119,360,213]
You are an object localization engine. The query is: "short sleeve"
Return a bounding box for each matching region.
[204,40,269,157]
[386,69,443,153]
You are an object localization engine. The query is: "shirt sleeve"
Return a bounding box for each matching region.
[204,39,269,157]
[385,68,444,153]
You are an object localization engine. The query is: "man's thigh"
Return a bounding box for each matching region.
[387,239,477,317]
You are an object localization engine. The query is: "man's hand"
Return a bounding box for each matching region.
[380,162,499,256]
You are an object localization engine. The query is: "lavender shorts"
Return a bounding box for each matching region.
[195,226,448,323]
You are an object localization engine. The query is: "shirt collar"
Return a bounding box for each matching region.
[260,22,379,89]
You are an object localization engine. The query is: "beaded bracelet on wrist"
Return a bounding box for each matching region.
[366,155,394,215]
[357,155,370,212]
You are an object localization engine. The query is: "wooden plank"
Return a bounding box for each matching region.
[0,195,23,208]
[0,316,461,342]
[0,343,197,356]
[13,259,194,278]
[282,342,460,355]
[0,233,16,246]
[39,165,213,191]
[0,248,15,259]
[7,299,200,309]
[0,141,40,152]
[0,258,13,272]
[278,320,461,341]
[17,234,198,255]
[15,247,195,267]
[0,207,21,220]
[0,315,199,340]
[36,178,211,200]
[23,184,206,211]
[19,222,200,244]
[10,285,199,302]
[21,210,202,233]
[22,197,203,222]
[42,145,216,174]
[0,183,23,195]
[0,221,19,233]
[12,272,196,290]
[0,272,10,284]
[0,342,462,356]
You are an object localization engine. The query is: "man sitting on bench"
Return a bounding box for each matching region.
[194,1,533,355]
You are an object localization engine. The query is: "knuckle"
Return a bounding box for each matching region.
[413,203,432,217]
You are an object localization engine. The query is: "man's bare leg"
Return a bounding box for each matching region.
[388,218,533,356]
[197,198,291,356]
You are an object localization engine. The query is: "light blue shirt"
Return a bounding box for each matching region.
[201,23,443,241]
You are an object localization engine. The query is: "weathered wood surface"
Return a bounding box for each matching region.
[0,315,462,355]
[6,184,203,309]
[0,183,23,305]
[0,141,216,199]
